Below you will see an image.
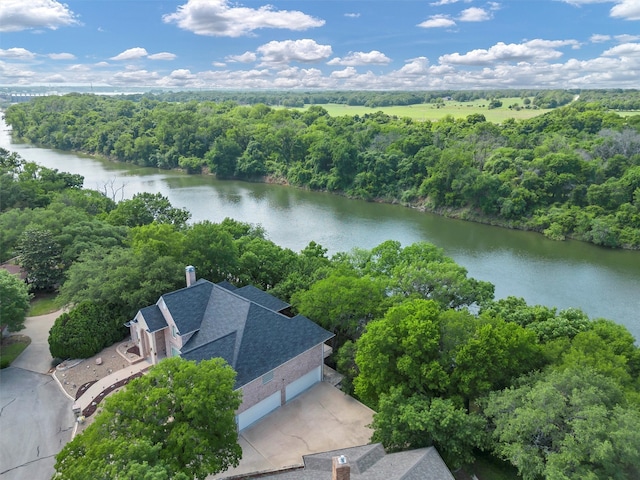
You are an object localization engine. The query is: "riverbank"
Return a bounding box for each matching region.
[2,122,639,341]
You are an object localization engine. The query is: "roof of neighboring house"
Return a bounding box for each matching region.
[251,443,455,480]
[0,262,27,281]
[140,278,333,389]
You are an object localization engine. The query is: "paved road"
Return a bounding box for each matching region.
[0,311,75,480]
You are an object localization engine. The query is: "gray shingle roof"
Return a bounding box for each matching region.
[160,280,333,389]
[234,285,290,312]
[253,443,455,480]
[161,279,213,335]
[139,305,167,333]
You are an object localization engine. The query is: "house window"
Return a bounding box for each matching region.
[171,346,180,358]
[262,371,274,385]
[171,325,177,338]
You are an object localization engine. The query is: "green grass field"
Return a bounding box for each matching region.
[0,336,31,368]
[28,292,59,316]
[303,97,552,123]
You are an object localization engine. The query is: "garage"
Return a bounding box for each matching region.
[285,366,321,402]
[237,391,281,430]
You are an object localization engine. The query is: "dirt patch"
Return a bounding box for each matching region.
[1,334,31,346]
[54,342,132,400]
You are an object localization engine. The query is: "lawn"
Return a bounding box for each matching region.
[0,335,31,368]
[28,292,60,316]
[302,98,552,123]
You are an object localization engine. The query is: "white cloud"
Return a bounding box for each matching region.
[226,51,257,63]
[616,34,640,42]
[48,52,76,60]
[212,61,227,67]
[0,61,35,83]
[345,13,361,18]
[602,42,640,56]
[110,48,149,61]
[43,74,67,83]
[590,34,611,43]
[560,0,640,20]
[327,51,391,66]
[559,0,613,5]
[330,67,358,78]
[440,39,580,65]
[0,48,36,60]
[257,39,332,66]
[611,0,640,20]
[0,0,79,32]
[430,0,471,5]
[163,0,324,37]
[148,52,177,61]
[397,57,430,75]
[111,68,160,85]
[418,15,456,28]
[458,7,491,22]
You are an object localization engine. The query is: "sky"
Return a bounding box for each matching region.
[0,0,639,91]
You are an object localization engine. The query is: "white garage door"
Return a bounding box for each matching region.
[285,366,321,402]
[236,391,281,430]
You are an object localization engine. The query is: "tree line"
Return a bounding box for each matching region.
[1,152,638,478]
[5,94,640,249]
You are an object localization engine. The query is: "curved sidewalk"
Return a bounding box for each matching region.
[71,360,151,414]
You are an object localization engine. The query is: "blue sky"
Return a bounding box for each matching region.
[1,0,639,90]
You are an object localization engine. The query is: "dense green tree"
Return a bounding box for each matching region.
[292,272,388,347]
[54,357,242,480]
[0,269,30,335]
[106,193,190,229]
[268,241,332,302]
[182,221,238,282]
[371,387,486,468]
[345,241,494,309]
[58,246,183,321]
[354,299,449,408]
[449,316,542,404]
[15,227,63,291]
[484,367,640,480]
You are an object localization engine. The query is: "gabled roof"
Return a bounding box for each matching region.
[161,279,213,335]
[139,305,167,333]
[253,443,455,480]
[158,279,333,389]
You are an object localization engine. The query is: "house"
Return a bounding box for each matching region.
[239,443,455,480]
[128,266,334,430]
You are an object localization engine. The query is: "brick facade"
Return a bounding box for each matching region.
[237,343,324,414]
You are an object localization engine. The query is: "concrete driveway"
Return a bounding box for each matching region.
[215,381,375,479]
[0,310,75,480]
[10,310,63,374]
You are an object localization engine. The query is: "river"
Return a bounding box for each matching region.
[1,119,639,341]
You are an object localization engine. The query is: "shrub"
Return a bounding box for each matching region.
[48,301,126,359]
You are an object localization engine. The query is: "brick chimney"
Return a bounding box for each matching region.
[332,455,350,480]
[185,265,196,287]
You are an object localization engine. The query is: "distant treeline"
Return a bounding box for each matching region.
[5,94,640,248]
[99,89,640,110]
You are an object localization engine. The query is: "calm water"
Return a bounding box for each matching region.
[2,120,639,341]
